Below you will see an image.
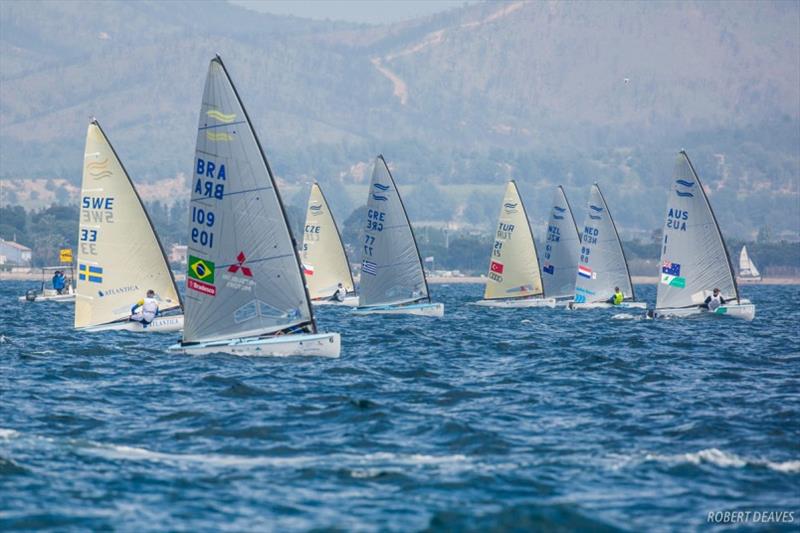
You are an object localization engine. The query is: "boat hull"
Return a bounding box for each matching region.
[653,304,755,321]
[80,314,184,333]
[312,295,359,307]
[353,302,444,317]
[169,332,341,357]
[736,277,762,284]
[473,297,556,308]
[569,301,647,310]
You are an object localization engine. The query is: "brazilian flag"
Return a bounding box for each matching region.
[188,255,215,284]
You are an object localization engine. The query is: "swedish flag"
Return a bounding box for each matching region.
[79,264,103,283]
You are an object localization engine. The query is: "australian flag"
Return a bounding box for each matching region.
[542,264,554,275]
[661,261,681,276]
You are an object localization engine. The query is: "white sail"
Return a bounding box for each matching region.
[541,186,581,299]
[358,156,429,307]
[75,121,180,329]
[738,246,761,278]
[182,56,315,344]
[573,184,635,303]
[301,183,355,300]
[656,151,739,309]
[483,181,543,299]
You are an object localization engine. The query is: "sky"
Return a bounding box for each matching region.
[229,0,474,24]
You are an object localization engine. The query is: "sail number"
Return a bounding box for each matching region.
[191,206,216,248]
[80,229,98,242]
[544,225,560,261]
[366,209,385,232]
[364,235,375,256]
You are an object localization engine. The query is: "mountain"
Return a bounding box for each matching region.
[0,0,798,238]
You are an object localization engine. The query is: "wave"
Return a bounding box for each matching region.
[610,448,800,474]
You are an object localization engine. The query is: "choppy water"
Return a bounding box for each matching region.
[1,281,798,531]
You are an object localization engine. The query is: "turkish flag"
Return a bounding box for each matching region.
[490,261,504,274]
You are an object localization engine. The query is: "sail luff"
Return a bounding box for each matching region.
[92,120,183,311]
[516,181,544,296]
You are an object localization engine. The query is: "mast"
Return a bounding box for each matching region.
[213,55,318,331]
[681,151,740,303]
[593,183,636,301]
[91,119,182,311]
[378,154,431,303]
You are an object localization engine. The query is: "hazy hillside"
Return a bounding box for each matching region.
[1,0,798,238]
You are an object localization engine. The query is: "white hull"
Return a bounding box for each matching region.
[312,295,359,307]
[18,291,75,303]
[353,302,444,317]
[80,314,184,333]
[473,297,556,308]
[169,332,341,357]
[570,301,647,310]
[737,276,762,284]
[653,303,755,321]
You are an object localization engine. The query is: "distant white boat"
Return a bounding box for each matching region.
[353,156,444,317]
[75,120,183,333]
[169,56,340,356]
[651,151,755,320]
[301,182,358,307]
[474,180,554,308]
[570,184,645,310]
[737,245,762,283]
[541,185,582,306]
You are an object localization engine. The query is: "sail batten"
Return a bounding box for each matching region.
[75,121,181,329]
[483,181,543,300]
[541,186,582,299]
[358,156,430,308]
[572,184,635,303]
[301,183,356,300]
[656,151,739,309]
[182,56,315,344]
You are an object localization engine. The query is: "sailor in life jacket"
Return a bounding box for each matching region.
[606,286,624,305]
[702,288,726,311]
[330,282,347,302]
[130,289,159,325]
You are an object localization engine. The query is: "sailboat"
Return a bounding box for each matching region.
[75,120,183,332]
[737,245,762,283]
[541,186,582,305]
[353,156,444,317]
[474,180,554,307]
[650,151,755,320]
[570,183,645,309]
[169,56,340,356]
[301,182,358,306]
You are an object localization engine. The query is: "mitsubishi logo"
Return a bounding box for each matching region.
[228,251,253,277]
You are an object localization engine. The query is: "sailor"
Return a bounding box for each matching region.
[606,286,624,305]
[702,288,725,311]
[52,270,66,294]
[330,282,347,302]
[130,289,159,326]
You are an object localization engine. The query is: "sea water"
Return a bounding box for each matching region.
[1,282,798,531]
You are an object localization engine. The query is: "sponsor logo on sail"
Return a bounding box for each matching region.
[188,255,216,295]
[372,193,388,201]
[228,252,253,277]
[361,260,378,276]
[589,204,603,220]
[206,131,234,142]
[79,264,103,283]
[503,202,518,214]
[98,285,139,297]
[578,264,595,279]
[675,179,695,197]
[309,204,323,216]
[86,158,112,180]
[490,261,504,274]
[206,109,237,123]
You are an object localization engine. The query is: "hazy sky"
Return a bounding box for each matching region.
[229,0,474,24]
